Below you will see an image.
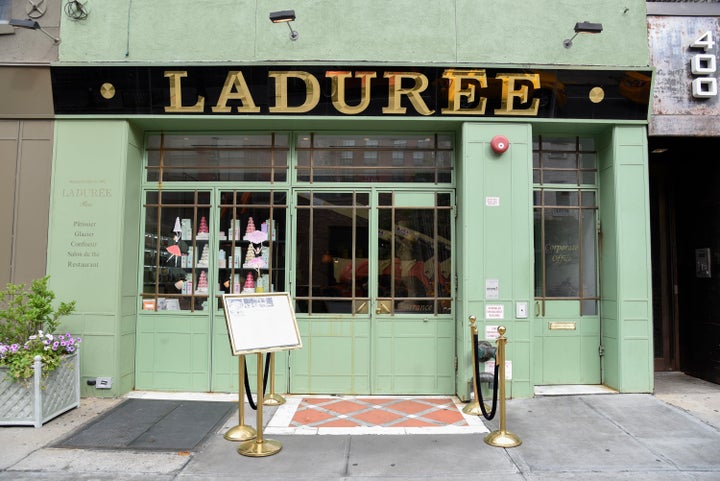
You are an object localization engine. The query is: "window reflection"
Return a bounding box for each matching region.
[294,191,452,315]
[533,136,599,315]
[378,207,452,314]
[294,192,369,314]
[296,133,453,183]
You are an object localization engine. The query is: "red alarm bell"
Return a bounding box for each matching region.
[491,135,509,154]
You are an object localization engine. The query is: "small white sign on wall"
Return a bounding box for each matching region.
[485,304,504,320]
[485,360,512,380]
[485,325,500,340]
[485,196,500,207]
[485,279,499,299]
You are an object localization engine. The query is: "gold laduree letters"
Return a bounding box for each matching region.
[164,69,540,116]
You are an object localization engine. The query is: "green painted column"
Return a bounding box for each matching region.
[47,120,142,397]
[457,122,534,399]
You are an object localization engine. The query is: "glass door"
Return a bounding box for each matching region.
[291,189,454,394]
[292,191,372,393]
[373,191,454,394]
[533,136,601,385]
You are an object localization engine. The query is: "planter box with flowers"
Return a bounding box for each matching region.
[0,276,80,427]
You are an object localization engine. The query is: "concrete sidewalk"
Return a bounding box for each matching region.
[1,375,719,480]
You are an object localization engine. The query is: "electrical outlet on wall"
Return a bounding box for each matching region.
[96,377,112,389]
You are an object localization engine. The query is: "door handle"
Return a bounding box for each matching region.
[376,300,392,314]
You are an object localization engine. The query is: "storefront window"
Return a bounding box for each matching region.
[294,191,452,315]
[296,134,453,183]
[377,192,452,314]
[142,132,451,315]
[142,191,212,311]
[146,133,288,183]
[295,192,370,314]
[533,136,599,315]
[141,190,287,312]
[216,191,286,310]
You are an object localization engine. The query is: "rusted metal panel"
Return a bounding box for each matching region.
[650,114,720,135]
[648,16,720,135]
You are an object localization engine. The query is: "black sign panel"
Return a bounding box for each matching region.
[50,65,652,120]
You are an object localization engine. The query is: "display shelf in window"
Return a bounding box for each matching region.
[141,190,213,312]
[213,190,287,309]
[141,294,210,312]
[216,216,278,296]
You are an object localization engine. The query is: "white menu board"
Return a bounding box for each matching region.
[222,292,302,355]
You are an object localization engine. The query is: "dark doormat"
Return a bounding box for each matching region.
[54,399,236,452]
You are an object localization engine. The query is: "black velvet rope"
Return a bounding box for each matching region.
[472,331,499,420]
[243,353,272,410]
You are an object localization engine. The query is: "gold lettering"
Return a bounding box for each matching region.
[164,71,205,113]
[211,71,260,113]
[158,68,548,117]
[382,72,434,115]
[495,73,540,116]
[441,69,488,115]
[326,71,377,115]
[268,71,320,113]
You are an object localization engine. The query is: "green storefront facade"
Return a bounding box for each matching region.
[48,1,655,400]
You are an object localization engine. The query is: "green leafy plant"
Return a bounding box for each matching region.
[0,276,78,381]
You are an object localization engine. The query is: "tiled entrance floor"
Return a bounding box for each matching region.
[265,396,488,435]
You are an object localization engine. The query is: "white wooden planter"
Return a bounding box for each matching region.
[0,352,80,427]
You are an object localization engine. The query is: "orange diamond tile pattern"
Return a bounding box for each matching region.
[289,397,468,429]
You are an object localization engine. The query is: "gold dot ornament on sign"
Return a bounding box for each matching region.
[589,87,605,104]
[100,83,116,100]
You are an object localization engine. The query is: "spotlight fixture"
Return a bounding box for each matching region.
[269,10,298,41]
[0,18,60,43]
[563,21,603,49]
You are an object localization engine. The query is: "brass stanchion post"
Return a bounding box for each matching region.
[484,326,521,448]
[238,352,282,457]
[463,315,487,416]
[224,355,257,442]
[263,352,286,406]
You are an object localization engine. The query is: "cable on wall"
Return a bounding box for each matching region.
[64,0,88,20]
